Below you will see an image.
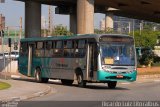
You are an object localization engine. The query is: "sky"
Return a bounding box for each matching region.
[0,0,105,30]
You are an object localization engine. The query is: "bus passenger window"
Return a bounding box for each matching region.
[64,41,74,57]
[78,40,86,48]
[35,42,45,57]
[56,41,62,49]
[75,40,86,58]
[45,41,52,57]
[53,41,63,57]
[46,41,52,50]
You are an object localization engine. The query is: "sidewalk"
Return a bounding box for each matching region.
[136,74,160,83]
[0,74,52,102]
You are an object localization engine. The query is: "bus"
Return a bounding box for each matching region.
[18,34,137,89]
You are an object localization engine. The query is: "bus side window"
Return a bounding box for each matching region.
[53,41,63,57]
[35,42,44,57]
[45,41,52,57]
[75,40,86,58]
[20,42,28,56]
[64,40,74,57]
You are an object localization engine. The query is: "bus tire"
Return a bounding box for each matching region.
[35,68,42,83]
[35,68,49,83]
[76,72,86,87]
[61,79,73,85]
[108,81,117,89]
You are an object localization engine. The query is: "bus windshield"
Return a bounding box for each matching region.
[100,43,135,66]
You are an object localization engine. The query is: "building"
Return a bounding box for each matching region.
[0,14,5,31]
[100,16,141,34]
[154,36,160,57]
[0,0,5,3]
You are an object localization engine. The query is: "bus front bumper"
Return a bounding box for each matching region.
[97,70,137,82]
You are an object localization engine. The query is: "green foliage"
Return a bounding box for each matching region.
[53,25,73,36]
[131,30,160,49]
[153,55,160,63]
[139,51,154,66]
[41,25,73,36]
[138,49,160,66]
[94,28,114,34]
[0,81,11,90]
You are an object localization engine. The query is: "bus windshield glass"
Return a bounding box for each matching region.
[100,43,135,66]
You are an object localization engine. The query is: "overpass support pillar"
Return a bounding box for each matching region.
[105,12,114,31]
[70,13,77,34]
[25,1,41,38]
[77,0,94,34]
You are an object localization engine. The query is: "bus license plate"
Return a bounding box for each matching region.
[116,75,124,78]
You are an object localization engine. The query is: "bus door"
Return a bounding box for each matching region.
[19,42,28,75]
[86,42,97,80]
[27,43,34,76]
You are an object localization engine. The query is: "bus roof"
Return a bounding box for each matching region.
[20,34,133,42]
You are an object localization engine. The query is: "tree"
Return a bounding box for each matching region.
[94,28,114,34]
[131,30,159,49]
[53,25,73,36]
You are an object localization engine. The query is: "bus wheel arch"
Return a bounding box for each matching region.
[75,68,86,87]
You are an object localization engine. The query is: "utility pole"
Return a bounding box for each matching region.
[132,19,135,37]
[128,21,131,34]
[0,14,6,79]
[140,20,143,35]
[44,18,47,37]
[19,17,22,39]
[48,5,53,36]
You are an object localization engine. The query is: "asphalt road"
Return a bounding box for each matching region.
[17,80,160,107]
[30,80,160,101]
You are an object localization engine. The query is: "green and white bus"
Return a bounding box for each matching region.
[18,34,137,88]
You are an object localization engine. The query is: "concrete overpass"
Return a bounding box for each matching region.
[16,0,160,37]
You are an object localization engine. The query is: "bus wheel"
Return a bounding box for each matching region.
[77,73,86,87]
[35,68,49,83]
[61,79,73,85]
[108,81,117,89]
[35,68,42,83]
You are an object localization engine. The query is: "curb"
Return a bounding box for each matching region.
[0,83,52,102]
[20,85,52,101]
[137,74,160,79]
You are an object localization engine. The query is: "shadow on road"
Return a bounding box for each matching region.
[85,85,129,90]
[12,78,36,83]
[12,78,129,90]
[47,81,129,90]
